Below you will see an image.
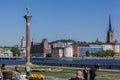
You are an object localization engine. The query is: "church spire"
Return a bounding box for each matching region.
[108,15,112,32]
[107,15,114,43]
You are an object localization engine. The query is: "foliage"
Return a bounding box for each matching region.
[88,50,115,57]
[29,74,45,80]
[7,66,120,80]
[86,51,91,57]
[11,47,20,56]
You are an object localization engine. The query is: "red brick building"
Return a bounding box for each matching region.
[31,38,51,57]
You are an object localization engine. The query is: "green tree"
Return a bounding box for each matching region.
[92,50,115,57]
[11,47,20,56]
[105,50,115,57]
[86,51,91,57]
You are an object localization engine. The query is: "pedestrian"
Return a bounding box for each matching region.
[15,66,21,74]
[1,64,7,70]
[25,64,31,77]
[0,70,3,80]
[89,67,96,80]
[69,70,85,80]
[83,67,88,80]
[14,66,21,80]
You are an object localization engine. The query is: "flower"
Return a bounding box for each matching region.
[29,74,45,80]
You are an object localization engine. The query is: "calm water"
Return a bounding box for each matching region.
[0,58,120,69]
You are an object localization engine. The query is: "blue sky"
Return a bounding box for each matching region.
[0,0,120,46]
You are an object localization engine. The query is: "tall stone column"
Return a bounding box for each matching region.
[24,8,32,65]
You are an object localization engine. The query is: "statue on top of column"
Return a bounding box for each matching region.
[26,7,30,16]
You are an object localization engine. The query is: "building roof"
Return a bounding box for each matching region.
[50,39,76,44]
[0,48,3,51]
[65,44,72,48]
[4,49,12,54]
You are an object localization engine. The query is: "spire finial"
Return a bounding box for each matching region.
[32,37,34,42]
[108,15,112,32]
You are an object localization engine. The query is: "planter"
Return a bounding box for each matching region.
[2,71,12,79]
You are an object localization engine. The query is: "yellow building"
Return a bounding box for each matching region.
[113,54,120,59]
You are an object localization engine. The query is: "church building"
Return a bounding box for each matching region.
[107,15,114,44]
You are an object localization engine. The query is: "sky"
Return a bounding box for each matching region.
[0,0,120,46]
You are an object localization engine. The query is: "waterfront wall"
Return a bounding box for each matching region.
[0,58,120,70]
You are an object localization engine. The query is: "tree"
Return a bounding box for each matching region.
[86,51,91,57]
[92,50,115,57]
[105,50,115,57]
[11,47,20,56]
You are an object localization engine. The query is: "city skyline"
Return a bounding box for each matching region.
[0,0,120,46]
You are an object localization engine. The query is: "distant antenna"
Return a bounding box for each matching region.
[32,34,34,42]
[55,36,58,40]
[68,33,71,40]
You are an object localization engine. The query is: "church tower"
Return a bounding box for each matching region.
[107,15,114,43]
[21,36,26,48]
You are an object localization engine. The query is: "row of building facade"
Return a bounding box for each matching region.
[0,16,119,58]
[30,38,120,58]
[29,16,120,58]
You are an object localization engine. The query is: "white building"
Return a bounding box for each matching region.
[21,36,26,48]
[52,48,63,58]
[103,44,120,53]
[113,44,120,53]
[20,48,26,57]
[53,42,65,48]
[4,49,13,58]
[52,40,74,48]
[64,44,73,57]
[90,43,120,53]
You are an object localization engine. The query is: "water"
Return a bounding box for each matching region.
[31,58,120,69]
[0,59,25,65]
[0,58,120,69]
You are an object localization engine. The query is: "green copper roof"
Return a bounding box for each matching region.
[22,36,25,40]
